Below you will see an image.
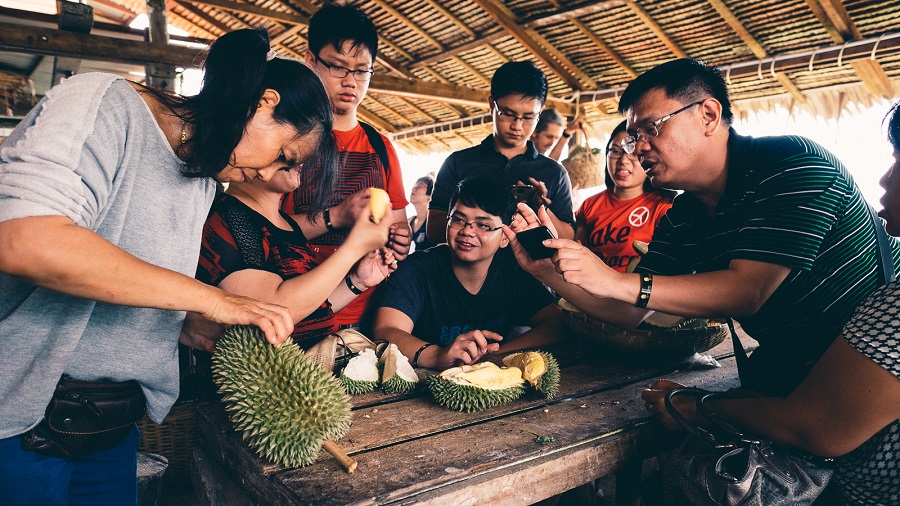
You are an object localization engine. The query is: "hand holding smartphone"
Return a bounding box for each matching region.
[515,226,556,259]
[509,184,537,204]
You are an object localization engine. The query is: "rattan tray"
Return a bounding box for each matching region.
[560,303,727,360]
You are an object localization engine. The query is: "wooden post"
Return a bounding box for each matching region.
[144,0,175,91]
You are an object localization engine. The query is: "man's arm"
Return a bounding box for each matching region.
[292,189,370,240]
[495,304,564,354]
[547,117,585,162]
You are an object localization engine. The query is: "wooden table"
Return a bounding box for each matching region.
[194,331,748,505]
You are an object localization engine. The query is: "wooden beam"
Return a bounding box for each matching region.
[706,0,806,104]
[570,19,637,78]
[0,20,204,67]
[410,32,505,69]
[364,95,415,127]
[470,0,592,91]
[369,0,442,51]
[451,56,491,87]
[805,0,893,99]
[184,0,308,25]
[357,105,396,133]
[171,1,232,36]
[369,73,490,109]
[393,96,437,122]
[422,0,474,39]
[626,0,687,58]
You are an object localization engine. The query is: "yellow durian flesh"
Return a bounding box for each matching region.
[369,188,391,224]
[439,362,523,390]
[502,352,547,387]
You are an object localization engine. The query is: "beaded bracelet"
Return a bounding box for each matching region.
[413,343,435,368]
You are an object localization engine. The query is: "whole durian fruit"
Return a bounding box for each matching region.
[380,343,418,393]
[212,325,352,468]
[427,362,525,412]
[340,348,379,395]
[502,351,560,398]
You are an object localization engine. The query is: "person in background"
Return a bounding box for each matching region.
[0,28,324,503]
[197,153,396,350]
[575,120,675,272]
[281,3,411,331]
[531,108,587,163]
[374,175,563,370]
[427,61,576,244]
[409,174,435,253]
[640,100,900,506]
[507,58,899,400]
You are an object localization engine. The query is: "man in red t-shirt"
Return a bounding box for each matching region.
[281,3,410,329]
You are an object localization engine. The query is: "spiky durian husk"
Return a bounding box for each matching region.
[380,344,418,394]
[340,349,379,395]
[426,374,525,412]
[340,377,378,395]
[212,325,352,468]
[533,352,560,399]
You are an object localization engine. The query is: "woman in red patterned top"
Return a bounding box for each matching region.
[197,161,396,348]
[574,120,675,272]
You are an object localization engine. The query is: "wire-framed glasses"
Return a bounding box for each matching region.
[492,103,539,125]
[621,100,704,154]
[447,215,502,234]
[314,55,374,82]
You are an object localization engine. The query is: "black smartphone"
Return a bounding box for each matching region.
[516,226,556,259]
[509,184,537,204]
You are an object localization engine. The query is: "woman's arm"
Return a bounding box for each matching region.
[495,304,564,354]
[0,215,294,345]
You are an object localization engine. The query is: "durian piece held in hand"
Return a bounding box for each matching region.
[212,325,357,472]
[427,362,525,412]
[369,187,391,224]
[380,343,419,393]
[502,351,560,398]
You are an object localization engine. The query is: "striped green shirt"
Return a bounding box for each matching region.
[639,130,900,394]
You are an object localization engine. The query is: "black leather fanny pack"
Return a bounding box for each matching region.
[21,375,146,458]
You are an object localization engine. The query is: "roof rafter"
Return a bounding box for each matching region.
[364,95,415,126]
[570,19,637,79]
[805,0,893,99]
[470,0,596,91]
[357,105,396,133]
[626,0,687,58]
[706,0,807,104]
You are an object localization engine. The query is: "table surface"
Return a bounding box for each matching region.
[197,329,749,505]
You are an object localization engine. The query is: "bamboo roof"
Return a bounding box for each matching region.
[1,0,899,153]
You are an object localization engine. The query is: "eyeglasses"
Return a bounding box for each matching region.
[492,104,539,125]
[447,215,503,234]
[606,147,627,159]
[621,100,704,154]
[314,55,374,82]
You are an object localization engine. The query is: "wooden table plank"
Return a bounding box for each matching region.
[198,341,743,505]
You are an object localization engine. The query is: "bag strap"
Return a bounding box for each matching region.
[868,203,896,284]
[359,121,392,187]
[664,388,733,448]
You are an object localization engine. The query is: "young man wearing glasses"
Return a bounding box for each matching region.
[511,58,900,399]
[426,61,576,245]
[281,3,410,331]
[374,175,562,370]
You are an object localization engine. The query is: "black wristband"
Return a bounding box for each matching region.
[561,131,571,138]
[323,207,335,231]
[345,274,364,295]
[413,343,435,368]
[635,273,652,308]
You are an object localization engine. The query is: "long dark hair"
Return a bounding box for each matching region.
[604,120,676,200]
[149,28,336,214]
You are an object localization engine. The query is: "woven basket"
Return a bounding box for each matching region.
[561,129,604,189]
[137,400,212,484]
[560,306,727,360]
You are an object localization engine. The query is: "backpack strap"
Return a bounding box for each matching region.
[359,121,391,187]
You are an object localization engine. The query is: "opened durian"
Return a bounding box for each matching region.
[369,187,391,224]
[340,348,379,394]
[380,344,418,393]
[502,351,560,398]
[212,325,352,468]
[427,362,525,412]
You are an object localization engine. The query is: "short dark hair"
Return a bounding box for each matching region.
[535,108,565,134]
[449,175,517,225]
[307,3,378,63]
[604,120,676,200]
[416,175,435,195]
[618,58,733,125]
[149,28,337,215]
[887,100,900,152]
[490,61,548,104]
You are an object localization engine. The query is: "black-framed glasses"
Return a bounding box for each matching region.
[447,215,502,234]
[606,147,627,159]
[621,100,704,154]
[314,55,374,82]
[492,103,539,125]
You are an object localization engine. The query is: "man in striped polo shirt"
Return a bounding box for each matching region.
[509,58,900,396]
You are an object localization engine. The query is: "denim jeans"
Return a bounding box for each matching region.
[0,424,140,505]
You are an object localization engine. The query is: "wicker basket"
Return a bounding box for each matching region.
[137,401,212,484]
[560,306,727,360]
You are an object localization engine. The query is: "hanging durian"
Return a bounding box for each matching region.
[340,348,380,394]
[211,325,355,471]
[427,362,525,412]
[380,343,419,393]
[502,351,560,398]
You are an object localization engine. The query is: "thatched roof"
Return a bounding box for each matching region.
[1,0,899,153]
